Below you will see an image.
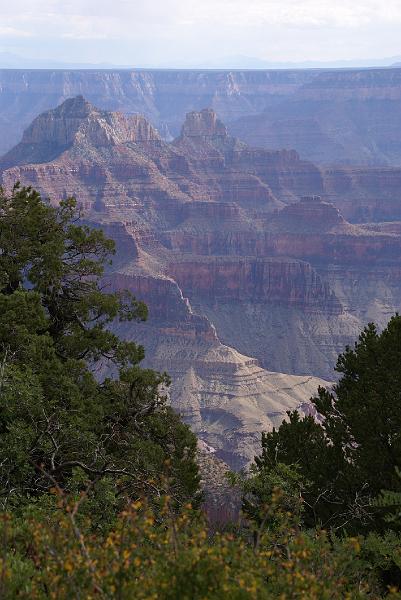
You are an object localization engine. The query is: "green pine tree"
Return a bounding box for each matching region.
[0,185,200,522]
[252,318,401,533]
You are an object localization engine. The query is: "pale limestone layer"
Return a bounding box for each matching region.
[170,354,328,469]
[175,366,326,469]
[115,319,328,470]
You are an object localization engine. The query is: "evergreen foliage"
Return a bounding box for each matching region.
[0,185,200,519]
[254,318,401,533]
[374,468,401,527]
[1,184,401,597]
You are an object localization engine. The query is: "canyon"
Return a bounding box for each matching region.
[2,95,401,468]
[230,68,401,166]
[2,67,401,168]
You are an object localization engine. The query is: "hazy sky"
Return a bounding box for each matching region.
[1,0,401,66]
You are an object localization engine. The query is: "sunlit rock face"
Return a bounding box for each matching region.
[3,97,401,466]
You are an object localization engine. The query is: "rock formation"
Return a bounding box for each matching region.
[197,442,241,526]
[0,96,161,170]
[2,67,401,167]
[322,166,401,222]
[105,270,328,469]
[0,69,319,155]
[230,68,401,166]
[3,97,401,465]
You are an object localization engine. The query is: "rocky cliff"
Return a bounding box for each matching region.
[168,256,341,314]
[0,69,316,156]
[1,98,323,217]
[104,270,327,469]
[2,97,401,465]
[230,68,401,166]
[0,95,161,169]
[322,166,401,222]
[2,67,401,166]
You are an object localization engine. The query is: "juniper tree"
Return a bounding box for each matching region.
[0,185,200,521]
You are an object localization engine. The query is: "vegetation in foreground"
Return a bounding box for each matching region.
[0,185,400,598]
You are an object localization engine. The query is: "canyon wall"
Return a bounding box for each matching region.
[0,69,316,155]
[2,68,401,167]
[2,97,401,465]
[230,68,401,166]
[104,271,327,469]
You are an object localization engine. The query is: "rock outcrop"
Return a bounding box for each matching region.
[180,109,228,140]
[322,166,401,222]
[1,96,324,218]
[168,256,342,314]
[0,96,161,170]
[0,69,320,156]
[197,443,241,526]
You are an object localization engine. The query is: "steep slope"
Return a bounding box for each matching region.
[1,98,322,215]
[0,97,333,468]
[2,68,401,166]
[3,85,401,221]
[0,95,161,169]
[0,68,316,155]
[322,166,401,222]
[167,195,401,377]
[2,98,401,461]
[230,68,401,166]
[105,270,328,469]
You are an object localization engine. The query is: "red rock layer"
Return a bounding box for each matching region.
[104,272,218,342]
[165,196,401,266]
[168,257,342,314]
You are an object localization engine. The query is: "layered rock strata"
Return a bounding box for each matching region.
[3,67,401,166]
[3,97,401,463]
[105,270,327,469]
[0,68,322,155]
[230,68,401,166]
